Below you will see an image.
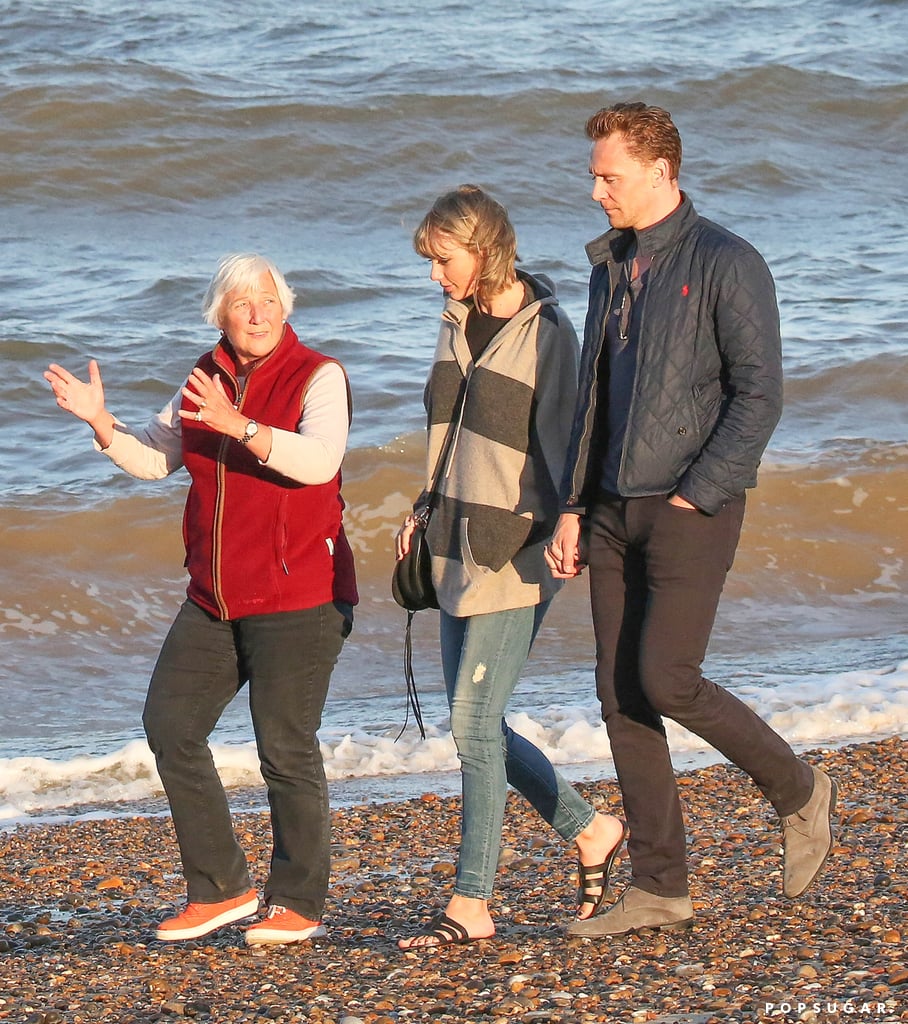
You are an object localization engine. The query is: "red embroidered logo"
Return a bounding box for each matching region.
[681,284,689,296]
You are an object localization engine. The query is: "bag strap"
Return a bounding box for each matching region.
[396,375,469,742]
[396,611,426,740]
[420,375,469,519]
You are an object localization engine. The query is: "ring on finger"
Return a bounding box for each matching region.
[194,410,202,422]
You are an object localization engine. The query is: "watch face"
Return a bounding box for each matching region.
[247,421,258,437]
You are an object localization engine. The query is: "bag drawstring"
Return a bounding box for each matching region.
[396,610,426,741]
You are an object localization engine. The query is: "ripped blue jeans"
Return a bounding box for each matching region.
[440,603,596,900]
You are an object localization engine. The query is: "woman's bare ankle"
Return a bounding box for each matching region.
[576,811,623,855]
[446,894,494,934]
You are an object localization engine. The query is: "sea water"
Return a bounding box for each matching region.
[2,0,906,823]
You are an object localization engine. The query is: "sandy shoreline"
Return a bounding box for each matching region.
[1,736,905,1023]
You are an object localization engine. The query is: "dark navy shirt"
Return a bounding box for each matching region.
[599,251,652,493]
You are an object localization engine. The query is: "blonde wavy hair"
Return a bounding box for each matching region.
[413,184,519,310]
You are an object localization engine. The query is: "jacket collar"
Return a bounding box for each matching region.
[440,270,555,376]
[585,192,697,267]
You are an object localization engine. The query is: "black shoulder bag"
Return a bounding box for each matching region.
[391,380,466,739]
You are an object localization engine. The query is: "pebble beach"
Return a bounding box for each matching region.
[1,737,905,1024]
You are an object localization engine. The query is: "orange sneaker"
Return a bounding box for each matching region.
[244,904,326,946]
[155,888,259,941]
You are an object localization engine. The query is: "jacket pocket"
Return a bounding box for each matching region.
[692,374,722,441]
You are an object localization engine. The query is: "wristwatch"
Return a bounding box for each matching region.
[239,420,259,445]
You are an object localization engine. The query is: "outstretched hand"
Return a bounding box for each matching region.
[45,360,106,425]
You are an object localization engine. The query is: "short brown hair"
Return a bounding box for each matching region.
[413,184,518,309]
[585,102,682,180]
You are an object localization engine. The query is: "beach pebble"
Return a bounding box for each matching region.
[331,853,361,873]
[673,963,705,978]
[0,738,903,1024]
[430,861,456,878]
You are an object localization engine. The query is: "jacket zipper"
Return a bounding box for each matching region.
[615,254,654,490]
[568,263,618,504]
[211,366,243,618]
[569,253,658,504]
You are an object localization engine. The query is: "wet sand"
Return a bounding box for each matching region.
[1,737,905,1023]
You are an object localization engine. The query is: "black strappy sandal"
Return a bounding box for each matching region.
[398,912,494,950]
[577,821,629,919]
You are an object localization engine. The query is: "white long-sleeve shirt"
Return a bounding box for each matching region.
[97,361,349,485]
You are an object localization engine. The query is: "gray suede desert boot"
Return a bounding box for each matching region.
[565,885,694,938]
[782,764,838,898]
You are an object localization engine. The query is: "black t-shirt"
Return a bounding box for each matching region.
[464,281,533,362]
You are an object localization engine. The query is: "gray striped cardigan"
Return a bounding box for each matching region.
[421,271,580,617]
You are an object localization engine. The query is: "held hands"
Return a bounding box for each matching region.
[544,513,586,579]
[543,498,697,579]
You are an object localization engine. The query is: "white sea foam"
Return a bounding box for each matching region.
[1,660,905,828]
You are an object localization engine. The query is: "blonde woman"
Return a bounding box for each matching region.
[395,186,626,948]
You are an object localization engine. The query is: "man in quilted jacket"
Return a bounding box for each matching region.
[545,102,838,937]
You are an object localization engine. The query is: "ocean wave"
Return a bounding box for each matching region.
[7,58,904,208]
[3,436,905,594]
[4,0,907,819]
[2,659,905,825]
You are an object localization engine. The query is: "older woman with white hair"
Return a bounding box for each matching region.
[45,253,358,947]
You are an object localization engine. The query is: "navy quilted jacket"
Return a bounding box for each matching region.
[561,194,782,517]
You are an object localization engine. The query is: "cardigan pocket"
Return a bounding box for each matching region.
[461,510,534,577]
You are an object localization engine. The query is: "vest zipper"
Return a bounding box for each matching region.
[211,368,242,618]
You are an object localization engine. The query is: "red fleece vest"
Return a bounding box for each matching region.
[180,324,358,620]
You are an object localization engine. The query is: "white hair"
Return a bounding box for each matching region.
[202,253,296,327]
